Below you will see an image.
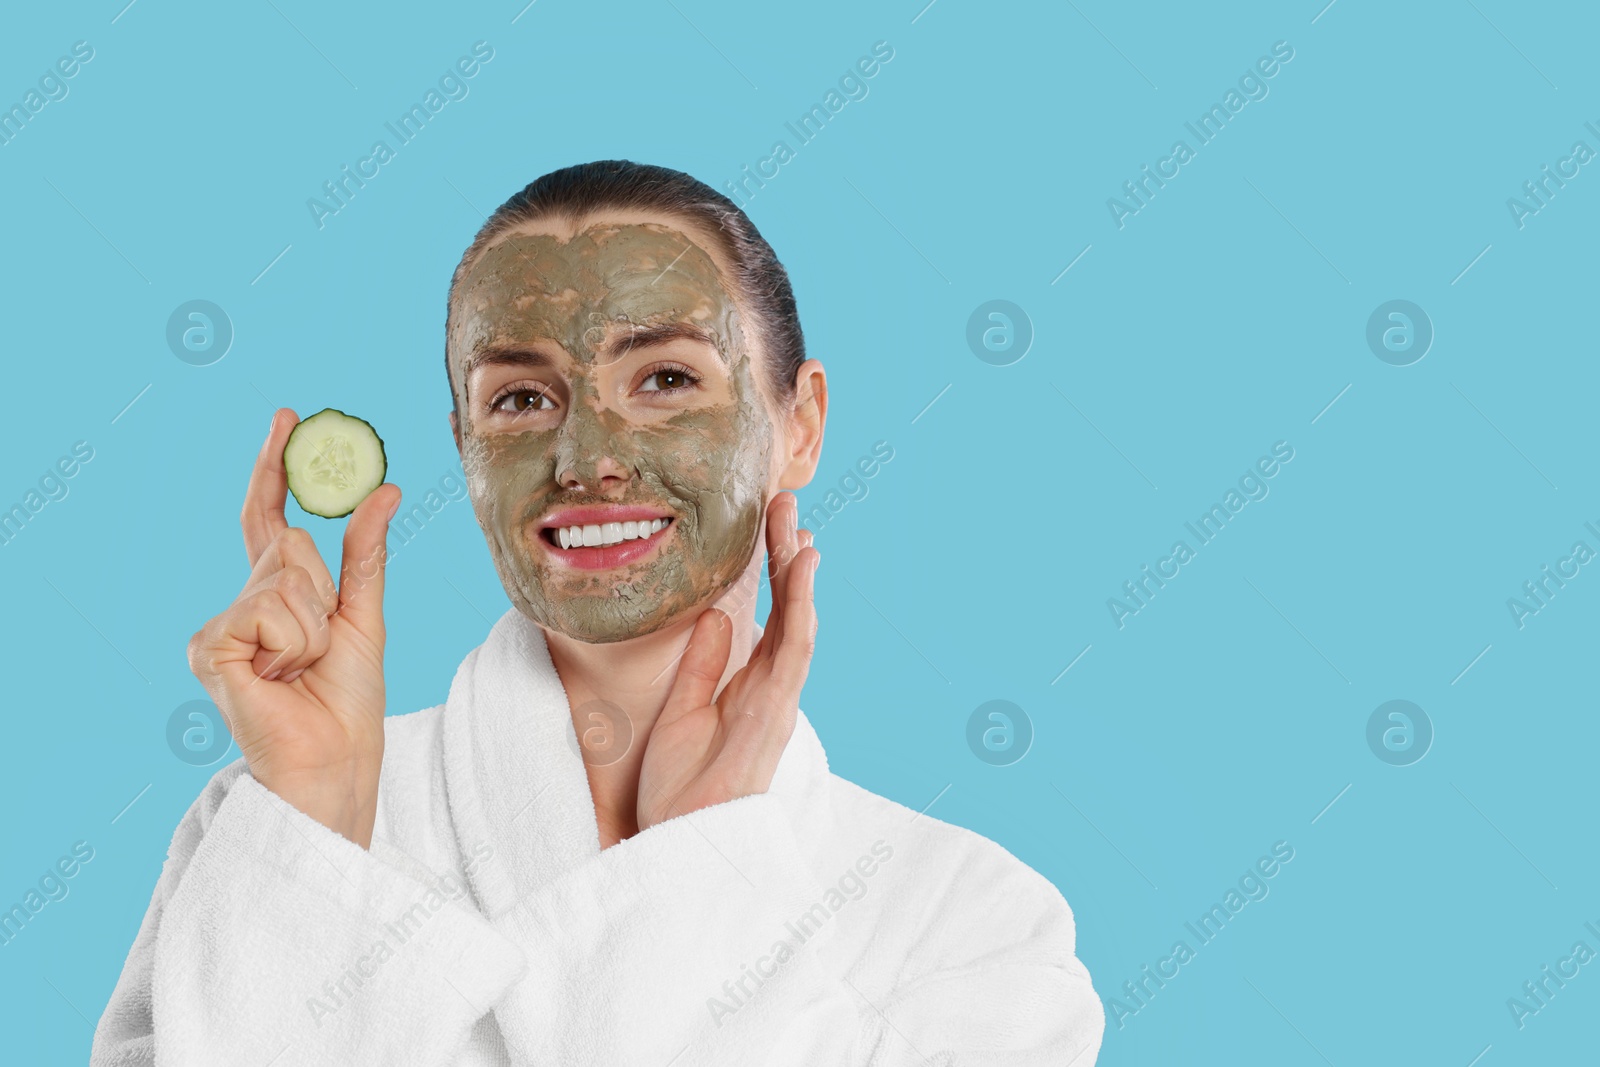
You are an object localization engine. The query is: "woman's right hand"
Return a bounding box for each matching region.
[186,408,401,849]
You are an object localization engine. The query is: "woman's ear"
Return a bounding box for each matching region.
[450,409,462,456]
[778,360,827,491]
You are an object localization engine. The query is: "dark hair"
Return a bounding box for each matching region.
[445,159,805,412]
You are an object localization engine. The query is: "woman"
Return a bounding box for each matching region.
[92,161,1104,1065]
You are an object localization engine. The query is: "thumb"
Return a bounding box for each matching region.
[663,609,733,718]
[336,484,400,641]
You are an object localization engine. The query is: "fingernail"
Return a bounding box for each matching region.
[386,494,401,523]
[263,668,281,681]
[283,668,304,682]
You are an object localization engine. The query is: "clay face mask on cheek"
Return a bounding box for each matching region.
[451,223,776,643]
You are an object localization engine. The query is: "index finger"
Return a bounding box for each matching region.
[765,492,801,584]
[757,493,801,657]
[241,408,298,566]
[767,545,819,698]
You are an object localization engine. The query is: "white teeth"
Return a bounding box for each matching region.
[555,518,670,548]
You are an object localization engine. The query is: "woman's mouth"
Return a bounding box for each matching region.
[534,511,676,571]
[546,518,672,550]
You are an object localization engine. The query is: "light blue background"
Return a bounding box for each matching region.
[2,0,1595,1062]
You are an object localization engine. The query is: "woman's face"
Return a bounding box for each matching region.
[447,213,778,644]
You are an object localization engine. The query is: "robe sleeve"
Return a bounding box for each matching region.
[90,767,527,1067]
[493,790,1104,1065]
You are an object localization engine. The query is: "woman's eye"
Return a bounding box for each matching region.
[493,388,556,413]
[639,367,701,393]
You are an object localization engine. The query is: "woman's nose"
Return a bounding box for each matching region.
[558,454,632,493]
[554,404,636,493]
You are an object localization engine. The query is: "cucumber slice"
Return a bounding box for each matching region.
[283,408,387,519]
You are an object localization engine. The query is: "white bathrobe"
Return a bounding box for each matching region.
[92,608,1104,1065]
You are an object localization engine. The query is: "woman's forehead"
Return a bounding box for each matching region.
[465,211,738,294]
[450,211,761,371]
[462,227,726,312]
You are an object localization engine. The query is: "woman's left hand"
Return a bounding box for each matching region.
[637,492,820,832]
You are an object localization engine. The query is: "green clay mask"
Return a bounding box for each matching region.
[449,221,775,643]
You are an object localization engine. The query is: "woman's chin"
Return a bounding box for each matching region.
[512,589,682,645]
[519,574,748,647]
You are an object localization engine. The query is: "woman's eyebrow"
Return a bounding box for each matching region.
[466,322,725,375]
[466,346,557,376]
[600,322,724,363]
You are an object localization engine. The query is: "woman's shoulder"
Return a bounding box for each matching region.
[813,771,1078,923]
[792,770,1088,1008]
[379,701,449,762]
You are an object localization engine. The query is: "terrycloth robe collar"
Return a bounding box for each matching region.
[440,607,831,922]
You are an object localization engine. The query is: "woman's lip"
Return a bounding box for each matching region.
[540,504,674,529]
[533,518,674,571]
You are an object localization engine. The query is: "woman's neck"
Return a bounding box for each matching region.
[540,551,764,848]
